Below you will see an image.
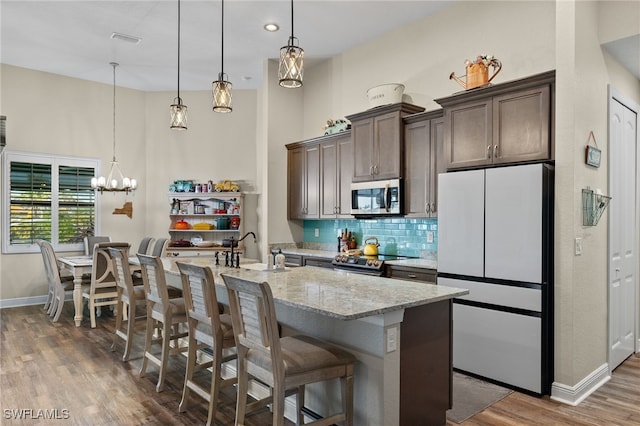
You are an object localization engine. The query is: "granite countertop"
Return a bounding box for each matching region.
[158,257,465,320]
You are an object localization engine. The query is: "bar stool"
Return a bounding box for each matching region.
[221,274,356,426]
[176,262,237,426]
[109,245,147,361]
[137,254,188,392]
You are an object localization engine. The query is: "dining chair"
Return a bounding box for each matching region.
[137,253,188,392]
[36,239,77,321]
[109,245,147,362]
[150,238,168,257]
[137,237,156,255]
[221,274,356,426]
[176,262,237,426]
[84,235,111,256]
[81,242,129,328]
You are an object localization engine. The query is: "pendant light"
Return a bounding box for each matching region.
[170,0,188,129]
[212,0,232,113]
[278,0,304,88]
[91,62,137,194]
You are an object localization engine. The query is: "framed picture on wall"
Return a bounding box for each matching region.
[585,145,601,168]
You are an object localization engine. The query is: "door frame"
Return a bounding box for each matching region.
[607,84,640,367]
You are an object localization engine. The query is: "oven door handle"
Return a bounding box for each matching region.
[333,267,385,276]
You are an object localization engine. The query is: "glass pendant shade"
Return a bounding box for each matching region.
[212,74,232,113]
[170,98,188,130]
[279,37,304,88]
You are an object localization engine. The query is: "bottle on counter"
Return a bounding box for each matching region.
[275,249,286,270]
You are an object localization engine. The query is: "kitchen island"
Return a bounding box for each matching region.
[159,258,468,425]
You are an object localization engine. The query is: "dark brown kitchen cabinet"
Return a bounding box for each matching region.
[346,103,425,182]
[386,264,436,283]
[287,144,319,219]
[320,133,353,218]
[436,70,555,170]
[403,110,444,218]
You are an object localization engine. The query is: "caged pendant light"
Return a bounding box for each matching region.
[278,0,304,88]
[212,0,232,112]
[91,62,137,194]
[170,0,188,129]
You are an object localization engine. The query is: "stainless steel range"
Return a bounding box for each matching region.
[332,254,407,276]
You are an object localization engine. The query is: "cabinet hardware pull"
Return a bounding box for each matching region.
[431,203,436,213]
[369,165,374,175]
[408,274,417,278]
[426,203,430,213]
[487,145,492,158]
[374,165,378,175]
[494,145,499,158]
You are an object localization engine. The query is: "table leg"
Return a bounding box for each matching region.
[73,274,83,327]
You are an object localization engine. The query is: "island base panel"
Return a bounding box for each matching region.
[400,300,452,426]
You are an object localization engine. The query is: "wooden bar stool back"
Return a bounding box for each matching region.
[221,274,356,426]
[176,262,237,426]
[109,245,147,361]
[137,254,188,392]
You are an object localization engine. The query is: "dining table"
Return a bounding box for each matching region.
[57,254,140,327]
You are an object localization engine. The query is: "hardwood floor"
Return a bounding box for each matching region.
[2,304,639,425]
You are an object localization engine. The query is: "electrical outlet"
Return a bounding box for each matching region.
[314,228,319,238]
[575,237,583,256]
[386,327,397,353]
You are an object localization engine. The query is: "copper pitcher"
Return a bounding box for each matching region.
[450,56,502,90]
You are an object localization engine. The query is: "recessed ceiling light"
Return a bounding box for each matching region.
[263,23,279,32]
[110,32,142,44]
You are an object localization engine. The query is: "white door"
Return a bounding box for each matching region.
[485,165,543,283]
[437,170,485,276]
[609,92,638,370]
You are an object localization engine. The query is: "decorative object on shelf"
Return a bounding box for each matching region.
[214,179,239,192]
[174,219,190,229]
[585,131,601,168]
[367,83,405,109]
[278,0,303,88]
[91,62,138,194]
[170,0,188,130]
[450,55,502,90]
[323,119,351,135]
[582,187,611,226]
[169,180,194,192]
[212,0,232,113]
[113,201,133,219]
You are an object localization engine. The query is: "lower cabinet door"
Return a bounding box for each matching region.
[453,303,542,393]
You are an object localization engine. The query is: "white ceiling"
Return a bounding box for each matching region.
[2,1,638,93]
[0,0,454,91]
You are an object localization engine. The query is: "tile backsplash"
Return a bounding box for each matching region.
[303,218,438,260]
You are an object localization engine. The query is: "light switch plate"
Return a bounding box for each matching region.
[314,228,319,237]
[575,237,583,256]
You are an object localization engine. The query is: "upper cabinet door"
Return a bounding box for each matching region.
[485,164,542,283]
[337,136,353,217]
[373,111,403,180]
[351,118,375,181]
[404,119,430,217]
[492,86,551,164]
[444,99,493,170]
[437,169,485,276]
[320,141,338,218]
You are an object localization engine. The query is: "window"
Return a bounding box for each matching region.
[2,151,100,254]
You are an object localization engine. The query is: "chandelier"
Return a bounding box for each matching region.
[91,62,137,194]
[170,0,188,129]
[278,0,304,88]
[212,0,232,112]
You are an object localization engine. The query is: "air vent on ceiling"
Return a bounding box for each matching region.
[110,32,142,44]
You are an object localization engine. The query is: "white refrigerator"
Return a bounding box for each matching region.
[437,163,553,395]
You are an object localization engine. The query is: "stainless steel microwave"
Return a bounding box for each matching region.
[351,178,403,217]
